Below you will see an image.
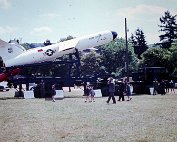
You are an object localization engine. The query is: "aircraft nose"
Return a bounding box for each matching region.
[111,31,117,40]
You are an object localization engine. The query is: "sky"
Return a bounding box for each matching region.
[0,0,176,44]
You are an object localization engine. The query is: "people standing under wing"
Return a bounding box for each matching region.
[51,84,56,102]
[153,79,158,95]
[106,77,116,104]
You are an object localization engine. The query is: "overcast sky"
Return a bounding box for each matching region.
[0,0,176,44]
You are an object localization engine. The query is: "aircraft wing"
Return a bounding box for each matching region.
[58,39,79,52]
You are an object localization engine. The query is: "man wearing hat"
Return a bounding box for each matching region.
[106,77,116,104]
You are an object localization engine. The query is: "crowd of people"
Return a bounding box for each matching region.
[106,77,132,104]
[25,77,176,103]
[153,79,175,95]
[84,77,132,104]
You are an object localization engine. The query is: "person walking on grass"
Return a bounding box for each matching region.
[106,77,116,104]
[160,80,166,95]
[153,79,158,95]
[126,82,132,101]
[118,81,125,101]
[89,86,95,102]
[85,83,91,102]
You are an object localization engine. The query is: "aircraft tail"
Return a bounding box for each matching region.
[0,39,26,63]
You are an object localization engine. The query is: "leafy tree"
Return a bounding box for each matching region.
[99,44,116,74]
[99,38,138,77]
[169,43,177,75]
[80,52,101,76]
[140,48,172,72]
[130,28,148,59]
[158,11,177,48]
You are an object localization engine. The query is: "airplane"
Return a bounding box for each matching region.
[0,30,117,82]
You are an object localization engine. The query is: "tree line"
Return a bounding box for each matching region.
[129,10,177,76]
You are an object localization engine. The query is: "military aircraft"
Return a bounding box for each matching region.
[0,31,117,82]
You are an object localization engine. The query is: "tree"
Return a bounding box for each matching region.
[130,28,148,59]
[158,11,177,49]
[140,48,172,72]
[80,52,101,76]
[169,43,177,75]
[99,38,138,77]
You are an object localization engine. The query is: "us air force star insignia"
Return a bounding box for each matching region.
[45,49,55,56]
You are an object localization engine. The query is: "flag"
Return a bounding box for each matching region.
[38,49,43,52]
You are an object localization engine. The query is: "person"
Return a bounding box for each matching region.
[153,79,158,95]
[160,80,166,95]
[85,83,91,102]
[40,80,45,98]
[106,77,116,104]
[126,82,132,101]
[169,80,175,93]
[89,86,95,102]
[118,81,125,101]
[51,84,56,102]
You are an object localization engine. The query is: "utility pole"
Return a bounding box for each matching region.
[125,18,129,82]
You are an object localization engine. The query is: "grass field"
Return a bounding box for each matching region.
[0,88,177,142]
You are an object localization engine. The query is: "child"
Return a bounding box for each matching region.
[89,86,95,102]
[126,83,132,101]
[85,83,91,102]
